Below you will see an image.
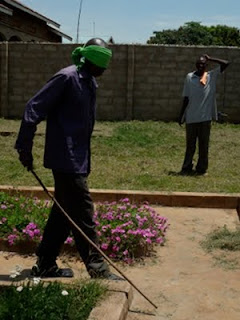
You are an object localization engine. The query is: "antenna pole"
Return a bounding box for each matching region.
[76,0,83,43]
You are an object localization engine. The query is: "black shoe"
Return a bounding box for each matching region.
[89,269,125,281]
[179,169,194,176]
[102,271,125,281]
[31,261,74,278]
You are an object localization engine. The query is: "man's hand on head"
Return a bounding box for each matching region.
[204,54,210,61]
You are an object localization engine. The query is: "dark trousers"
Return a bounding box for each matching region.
[181,121,211,173]
[36,171,109,274]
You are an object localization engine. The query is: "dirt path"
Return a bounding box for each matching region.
[124,207,240,319]
[1,206,240,320]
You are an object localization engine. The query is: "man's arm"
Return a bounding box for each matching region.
[204,54,230,73]
[15,73,67,170]
[178,96,189,126]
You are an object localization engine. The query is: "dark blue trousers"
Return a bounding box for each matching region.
[182,121,211,174]
[36,171,108,274]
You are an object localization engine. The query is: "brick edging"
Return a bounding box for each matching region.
[0,185,239,209]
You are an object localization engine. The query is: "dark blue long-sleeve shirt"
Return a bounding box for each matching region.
[15,65,97,174]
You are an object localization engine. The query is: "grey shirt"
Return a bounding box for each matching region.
[182,66,221,124]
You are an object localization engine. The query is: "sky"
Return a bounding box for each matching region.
[20,0,240,44]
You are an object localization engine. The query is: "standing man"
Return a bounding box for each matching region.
[178,54,230,175]
[15,38,122,280]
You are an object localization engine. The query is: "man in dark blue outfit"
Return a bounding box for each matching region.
[15,38,122,280]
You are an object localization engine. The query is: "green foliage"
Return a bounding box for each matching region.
[0,280,106,320]
[209,24,240,46]
[147,21,240,46]
[178,22,213,45]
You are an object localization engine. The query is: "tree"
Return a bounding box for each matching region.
[147,21,240,46]
[177,22,213,45]
[148,29,179,45]
[209,25,240,46]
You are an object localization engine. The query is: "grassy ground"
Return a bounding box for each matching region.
[0,280,107,320]
[0,118,239,193]
[201,225,240,270]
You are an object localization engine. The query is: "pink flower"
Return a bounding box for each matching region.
[7,234,18,245]
[119,205,127,211]
[123,257,133,264]
[27,231,34,238]
[27,222,37,230]
[102,225,110,232]
[105,212,114,220]
[115,236,121,243]
[146,238,152,244]
[65,237,73,244]
[33,229,40,236]
[101,243,108,250]
[156,237,164,244]
[120,198,130,203]
[111,226,125,234]
[112,245,119,252]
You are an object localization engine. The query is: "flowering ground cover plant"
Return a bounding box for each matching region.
[0,192,50,245]
[94,198,169,263]
[0,192,169,263]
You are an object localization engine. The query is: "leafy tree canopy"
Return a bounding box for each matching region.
[147,21,240,46]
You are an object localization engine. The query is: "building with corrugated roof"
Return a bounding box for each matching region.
[0,0,72,42]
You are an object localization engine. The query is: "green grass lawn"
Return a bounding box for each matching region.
[0,280,107,320]
[0,118,239,193]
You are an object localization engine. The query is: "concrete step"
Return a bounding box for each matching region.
[88,281,133,320]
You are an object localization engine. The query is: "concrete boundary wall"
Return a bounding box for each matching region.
[0,42,239,122]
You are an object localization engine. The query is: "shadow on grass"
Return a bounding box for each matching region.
[168,170,197,177]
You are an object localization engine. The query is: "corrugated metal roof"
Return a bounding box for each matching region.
[0,3,13,15]
[4,0,60,27]
[2,0,72,41]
